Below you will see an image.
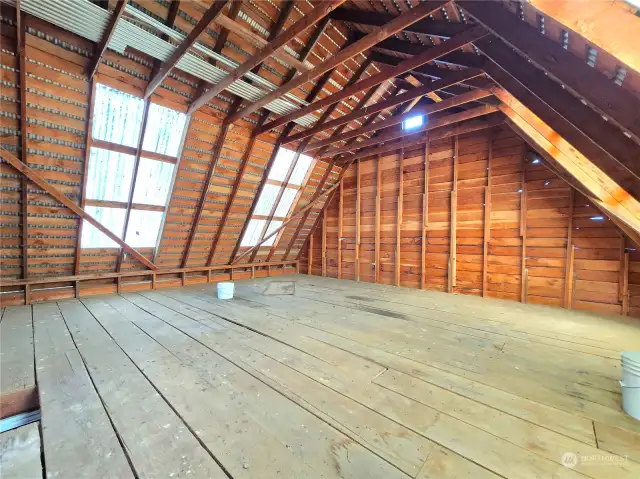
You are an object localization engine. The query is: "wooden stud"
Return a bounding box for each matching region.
[375,154,382,283]
[421,142,429,290]
[396,149,404,287]
[75,280,81,299]
[24,284,30,306]
[622,252,630,316]
[567,245,576,309]
[337,179,344,279]
[115,98,152,272]
[564,188,575,308]
[152,273,157,290]
[0,148,157,270]
[520,145,527,303]
[355,158,361,282]
[207,269,212,283]
[87,0,128,80]
[322,210,327,277]
[482,130,493,297]
[16,3,28,280]
[448,137,458,293]
[619,237,626,304]
[307,234,313,276]
[251,265,255,279]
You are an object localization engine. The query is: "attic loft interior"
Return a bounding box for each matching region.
[1,0,640,477]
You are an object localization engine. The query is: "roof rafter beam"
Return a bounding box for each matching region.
[230,0,453,125]
[259,24,488,134]
[87,0,128,80]
[187,0,346,114]
[281,67,484,145]
[305,88,493,153]
[320,103,498,158]
[335,113,504,165]
[328,6,468,39]
[458,0,640,143]
[0,147,157,270]
[145,0,229,98]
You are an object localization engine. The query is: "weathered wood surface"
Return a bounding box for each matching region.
[6,275,639,477]
[0,423,42,479]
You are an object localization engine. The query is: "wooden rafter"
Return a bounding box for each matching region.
[500,102,640,242]
[281,67,484,145]
[328,7,468,39]
[477,38,640,192]
[181,98,243,267]
[230,0,452,124]
[260,25,488,134]
[145,0,229,98]
[320,104,498,158]
[87,0,128,80]
[305,89,493,153]
[335,113,504,165]
[187,0,345,114]
[280,86,397,260]
[0,147,157,270]
[458,0,640,143]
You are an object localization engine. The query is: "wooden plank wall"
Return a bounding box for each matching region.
[302,125,640,318]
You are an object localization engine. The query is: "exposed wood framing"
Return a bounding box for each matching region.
[448,136,458,293]
[355,158,361,281]
[281,68,484,144]
[188,0,345,114]
[261,24,488,133]
[232,0,450,124]
[375,153,381,283]
[116,100,152,272]
[322,210,327,276]
[622,252,630,315]
[520,145,527,303]
[87,0,128,80]
[396,148,404,286]
[421,142,429,289]
[0,148,157,270]
[16,2,27,280]
[74,80,97,277]
[145,0,228,98]
[182,98,243,267]
[459,0,640,143]
[305,89,493,153]
[564,188,574,308]
[567,245,575,309]
[337,179,344,279]
[482,130,493,297]
[308,229,313,274]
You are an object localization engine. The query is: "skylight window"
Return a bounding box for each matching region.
[82,83,186,249]
[239,147,314,249]
[403,115,424,130]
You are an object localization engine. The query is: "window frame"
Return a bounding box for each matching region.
[81,83,187,257]
[239,146,315,252]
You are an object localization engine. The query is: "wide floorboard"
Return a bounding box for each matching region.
[3,275,640,478]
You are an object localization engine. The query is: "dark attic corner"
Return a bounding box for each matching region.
[0,0,639,477]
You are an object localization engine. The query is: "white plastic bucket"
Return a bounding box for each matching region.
[217,282,234,300]
[621,352,640,387]
[620,381,640,421]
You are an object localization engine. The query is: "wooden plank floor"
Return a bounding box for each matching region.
[4,274,640,478]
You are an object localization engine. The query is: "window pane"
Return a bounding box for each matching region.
[274,188,297,218]
[263,220,283,247]
[241,219,266,247]
[85,147,135,202]
[289,154,313,186]
[92,84,145,147]
[403,115,424,130]
[125,210,163,247]
[81,206,126,248]
[142,103,188,157]
[254,184,280,216]
[132,158,175,206]
[268,147,295,182]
